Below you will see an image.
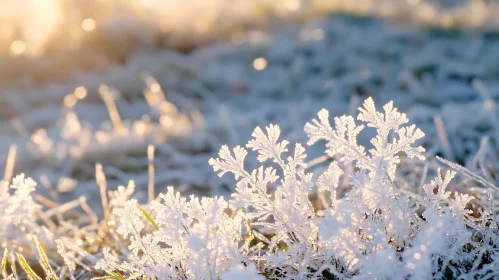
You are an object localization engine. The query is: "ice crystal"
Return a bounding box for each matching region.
[0,174,46,249]
[7,98,495,279]
[96,187,245,279]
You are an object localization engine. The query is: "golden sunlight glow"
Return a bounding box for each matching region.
[13,0,62,56]
[253,57,267,71]
[284,0,300,11]
[81,18,96,32]
[0,0,494,62]
[142,0,156,7]
[10,40,26,56]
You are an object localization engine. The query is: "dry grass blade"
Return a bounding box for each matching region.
[1,248,8,278]
[147,144,155,203]
[33,236,57,280]
[16,253,42,280]
[4,144,17,182]
[96,163,110,235]
[99,85,124,132]
[437,156,499,192]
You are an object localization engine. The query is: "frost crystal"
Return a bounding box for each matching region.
[0,174,46,249]
[96,187,245,279]
[90,98,499,279]
[206,97,499,279]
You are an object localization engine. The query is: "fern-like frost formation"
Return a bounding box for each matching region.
[2,98,499,279]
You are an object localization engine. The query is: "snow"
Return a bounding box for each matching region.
[221,264,265,280]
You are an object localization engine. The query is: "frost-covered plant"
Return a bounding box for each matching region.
[210,124,325,278]
[304,99,498,279]
[96,187,245,279]
[15,97,493,279]
[92,97,499,279]
[209,97,499,279]
[0,174,49,249]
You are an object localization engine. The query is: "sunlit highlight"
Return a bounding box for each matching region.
[81,18,96,32]
[0,0,496,62]
[74,87,88,99]
[285,0,301,11]
[253,57,267,71]
[10,40,26,56]
[64,94,77,108]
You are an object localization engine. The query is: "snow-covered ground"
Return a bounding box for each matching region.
[1,1,499,209]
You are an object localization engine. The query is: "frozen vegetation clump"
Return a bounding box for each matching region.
[74,98,497,279]
[0,174,50,249]
[95,189,245,279]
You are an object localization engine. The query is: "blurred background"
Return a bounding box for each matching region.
[1,0,499,207]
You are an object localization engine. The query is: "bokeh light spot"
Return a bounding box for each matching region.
[10,40,26,56]
[81,18,96,31]
[253,57,267,71]
[74,86,88,99]
[64,94,77,108]
[285,0,300,11]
